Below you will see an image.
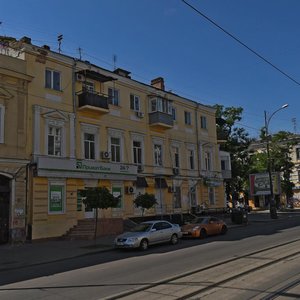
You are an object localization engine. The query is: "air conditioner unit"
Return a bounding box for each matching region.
[137,165,144,173]
[173,168,179,175]
[101,151,111,159]
[76,73,85,82]
[125,186,135,194]
[135,111,144,118]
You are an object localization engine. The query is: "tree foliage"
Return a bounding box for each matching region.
[81,186,120,241]
[214,104,253,201]
[133,193,157,216]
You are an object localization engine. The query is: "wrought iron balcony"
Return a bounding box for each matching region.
[149,112,173,129]
[78,91,109,113]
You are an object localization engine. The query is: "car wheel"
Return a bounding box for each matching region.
[139,239,148,250]
[170,234,178,245]
[221,225,227,235]
[200,228,207,239]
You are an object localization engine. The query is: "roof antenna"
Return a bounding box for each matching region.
[57,34,63,53]
[78,47,82,60]
[113,54,117,71]
[292,117,297,134]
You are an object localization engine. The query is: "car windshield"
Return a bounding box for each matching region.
[191,217,207,224]
[130,223,152,232]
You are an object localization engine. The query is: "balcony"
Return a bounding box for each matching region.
[78,91,109,113]
[149,112,173,130]
[221,169,232,179]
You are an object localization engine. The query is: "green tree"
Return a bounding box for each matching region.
[214,105,253,204]
[133,193,157,216]
[82,187,120,240]
[250,131,296,204]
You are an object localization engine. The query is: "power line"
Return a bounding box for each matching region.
[181,0,300,86]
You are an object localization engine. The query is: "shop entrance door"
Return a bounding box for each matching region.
[0,176,10,244]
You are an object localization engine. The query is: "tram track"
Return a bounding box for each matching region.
[106,238,300,300]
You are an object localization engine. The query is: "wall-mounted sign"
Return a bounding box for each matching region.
[49,184,64,213]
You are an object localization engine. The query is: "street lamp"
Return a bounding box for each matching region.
[264,104,288,219]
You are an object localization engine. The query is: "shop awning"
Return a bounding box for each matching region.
[136,177,148,188]
[155,177,168,189]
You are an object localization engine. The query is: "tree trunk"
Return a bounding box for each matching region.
[94,208,98,243]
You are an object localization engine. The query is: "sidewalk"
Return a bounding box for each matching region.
[0,211,297,272]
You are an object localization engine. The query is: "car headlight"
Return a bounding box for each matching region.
[192,226,200,231]
[126,237,138,243]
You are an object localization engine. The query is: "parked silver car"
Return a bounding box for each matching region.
[114,220,182,250]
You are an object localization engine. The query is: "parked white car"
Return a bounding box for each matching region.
[114,220,182,250]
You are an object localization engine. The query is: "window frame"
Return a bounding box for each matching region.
[130,94,140,111]
[110,136,121,162]
[84,132,95,160]
[45,69,61,91]
[154,144,163,167]
[47,125,62,157]
[184,111,192,125]
[108,87,120,106]
[189,149,195,170]
[208,187,215,205]
[201,115,207,129]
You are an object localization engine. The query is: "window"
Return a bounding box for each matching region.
[150,97,172,114]
[201,116,207,129]
[0,104,5,144]
[172,107,177,121]
[208,187,215,205]
[154,144,162,166]
[190,187,197,207]
[108,88,119,106]
[49,181,65,214]
[130,94,140,111]
[189,150,195,170]
[221,160,226,171]
[111,137,121,162]
[296,148,300,160]
[204,151,211,170]
[298,170,300,182]
[184,111,191,125]
[173,147,180,169]
[174,187,181,208]
[84,133,95,160]
[45,69,61,91]
[83,81,95,93]
[133,140,142,165]
[48,126,62,156]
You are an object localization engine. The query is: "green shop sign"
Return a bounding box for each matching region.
[49,184,64,213]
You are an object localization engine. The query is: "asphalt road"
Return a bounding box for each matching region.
[1,213,300,300]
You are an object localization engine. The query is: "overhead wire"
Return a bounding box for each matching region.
[181,0,300,87]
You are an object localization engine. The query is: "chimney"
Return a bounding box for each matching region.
[151,77,165,90]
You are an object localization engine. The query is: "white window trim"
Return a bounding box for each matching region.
[45,68,61,91]
[130,94,140,112]
[81,123,100,160]
[108,128,124,162]
[152,137,164,167]
[45,119,66,157]
[131,133,145,165]
[108,87,120,106]
[0,104,5,144]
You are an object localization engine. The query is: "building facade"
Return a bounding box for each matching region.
[1,36,226,241]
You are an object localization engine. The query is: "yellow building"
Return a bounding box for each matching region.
[0,37,33,243]
[1,36,225,241]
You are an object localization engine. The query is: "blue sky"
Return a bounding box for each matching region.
[2,0,300,137]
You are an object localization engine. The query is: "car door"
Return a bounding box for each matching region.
[208,217,220,235]
[149,222,163,244]
[159,221,174,242]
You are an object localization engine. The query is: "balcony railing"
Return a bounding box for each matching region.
[78,91,109,112]
[221,169,232,179]
[149,112,173,129]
